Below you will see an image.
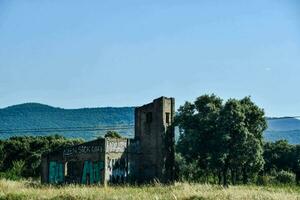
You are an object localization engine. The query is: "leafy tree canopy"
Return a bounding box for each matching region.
[104,131,122,138]
[175,94,267,186]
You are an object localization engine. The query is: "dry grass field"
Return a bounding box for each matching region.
[0,179,299,200]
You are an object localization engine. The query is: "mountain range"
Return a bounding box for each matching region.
[0,103,135,140]
[265,117,300,144]
[0,103,300,144]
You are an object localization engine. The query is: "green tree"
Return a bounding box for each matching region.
[0,141,3,167]
[104,131,122,138]
[176,94,223,182]
[0,135,83,178]
[239,97,266,184]
[292,145,300,185]
[176,94,267,186]
[263,140,300,185]
[217,98,266,186]
[263,140,294,173]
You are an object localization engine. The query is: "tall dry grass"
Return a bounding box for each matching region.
[0,179,299,200]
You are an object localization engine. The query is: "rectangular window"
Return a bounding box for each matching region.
[146,112,152,123]
[166,112,170,124]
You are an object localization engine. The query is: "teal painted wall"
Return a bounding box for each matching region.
[49,161,64,184]
[81,161,104,184]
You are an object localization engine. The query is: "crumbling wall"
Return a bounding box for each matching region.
[135,97,175,183]
[41,139,106,184]
[105,138,128,184]
[41,97,175,185]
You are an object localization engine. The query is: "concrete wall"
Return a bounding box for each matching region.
[41,137,140,185]
[41,139,106,184]
[104,138,128,184]
[104,138,141,184]
[135,97,175,183]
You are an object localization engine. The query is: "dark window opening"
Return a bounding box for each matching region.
[166,112,170,124]
[146,112,152,123]
[65,161,82,184]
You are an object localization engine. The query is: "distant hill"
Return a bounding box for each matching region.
[1,103,300,144]
[0,103,135,140]
[265,117,300,144]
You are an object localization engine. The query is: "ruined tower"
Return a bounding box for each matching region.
[134,97,175,183]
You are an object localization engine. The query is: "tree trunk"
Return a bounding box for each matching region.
[231,169,236,185]
[242,167,248,184]
[296,172,300,185]
[213,172,216,184]
[218,170,222,185]
[223,165,228,187]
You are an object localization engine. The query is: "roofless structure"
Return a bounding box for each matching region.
[41,97,175,185]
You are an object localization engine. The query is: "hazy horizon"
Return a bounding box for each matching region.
[1,101,300,119]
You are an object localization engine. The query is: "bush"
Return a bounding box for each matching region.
[0,135,83,178]
[275,170,295,184]
[256,175,272,186]
[175,153,203,182]
[0,160,25,180]
[104,131,122,138]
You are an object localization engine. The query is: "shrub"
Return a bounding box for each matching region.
[0,160,25,180]
[256,175,272,186]
[175,153,203,182]
[275,170,295,184]
[0,136,83,179]
[104,131,122,138]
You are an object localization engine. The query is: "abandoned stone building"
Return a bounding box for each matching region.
[41,97,175,185]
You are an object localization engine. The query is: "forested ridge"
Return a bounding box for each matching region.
[1,103,300,143]
[0,103,135,140]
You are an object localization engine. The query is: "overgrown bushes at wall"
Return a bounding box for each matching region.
[0,135,83,179]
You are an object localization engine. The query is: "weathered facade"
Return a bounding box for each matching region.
[41,96,175,185]
[135,96,175,183]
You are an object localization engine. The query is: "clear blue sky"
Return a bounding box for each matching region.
[0,0,299,117]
